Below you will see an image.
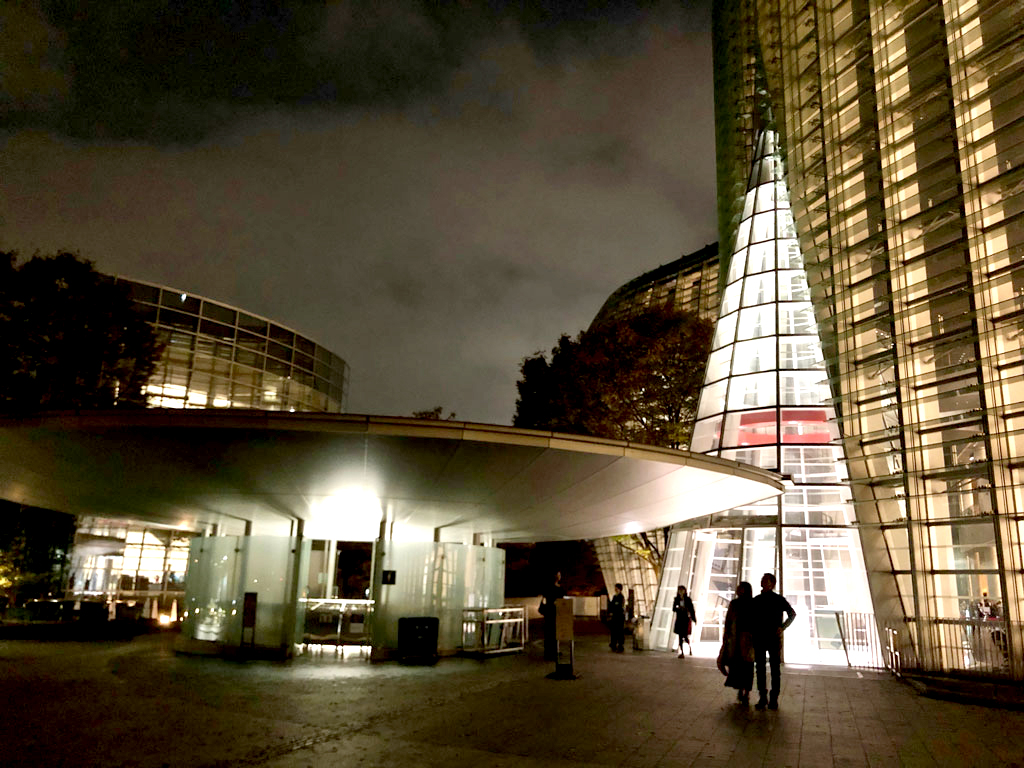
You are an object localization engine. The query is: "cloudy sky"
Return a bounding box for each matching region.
[1,1,717,425]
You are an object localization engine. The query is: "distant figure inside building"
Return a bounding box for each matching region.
[720,581,755,704]
[540,571,565,661]
[608,583,625,653]
[752,573,796,710]
[672,585,696,658]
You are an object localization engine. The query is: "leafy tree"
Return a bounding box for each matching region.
[412,406,457,420]
[0,251,161,413]
[513,304,713,449]
[513,304,714,579]
[0,501,76,608]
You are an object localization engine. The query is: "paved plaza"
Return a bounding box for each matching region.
[2,627,1022,768]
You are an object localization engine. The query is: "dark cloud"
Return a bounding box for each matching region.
[1,0,716,424]
[3,0,682,142]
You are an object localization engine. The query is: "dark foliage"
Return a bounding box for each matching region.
[0,500,77,607]
[513,304,713,449]
[0,251,162,414]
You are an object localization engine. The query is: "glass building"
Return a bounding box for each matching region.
[117,278,349,414]
[67,278,352,618]
[650,126,875,665]
[709,0,1024,678]
[590,243,721,328]
[588,244,720,618]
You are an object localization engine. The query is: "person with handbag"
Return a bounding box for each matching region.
[672,585,696,658]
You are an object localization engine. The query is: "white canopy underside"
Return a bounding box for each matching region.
[0,411,783,542]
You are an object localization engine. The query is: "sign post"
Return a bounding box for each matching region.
[548,597,579,680]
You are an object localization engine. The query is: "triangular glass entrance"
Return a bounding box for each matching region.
[650,129,875,664]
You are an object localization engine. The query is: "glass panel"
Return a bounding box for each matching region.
[742,272,776,306]
[726,372,777,410]
[750,211,775,244]
[697,380,728,419]
[732,338,776,374]
[723,409,778,448]
[690,416,723,453]
[161,289,200,314]
[268,325,294,345]
[126,281,160,304]
[238,313,268,335]
[780,337,824,369]
[705,346,733,383]
[201,302,235,325]
[782,446,843,483]
[736,306,776,340]
[721,282,742,315]
[779,371,832,405]
[779,407,837,443]
[779,303,818,334]
[747,241,775,273]
[159,308,199,331]
[713,313,738,349]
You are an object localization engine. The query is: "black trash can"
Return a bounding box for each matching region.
[398,616,439,663]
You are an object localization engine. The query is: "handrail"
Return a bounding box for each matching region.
[462,606,527,655]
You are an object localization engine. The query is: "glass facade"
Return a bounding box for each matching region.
[68,518,192,618]
[589,243,720,329]
[713,0,1024,678]
[116,277,349,413]
[656,127,873,665]
[589,245,719,606]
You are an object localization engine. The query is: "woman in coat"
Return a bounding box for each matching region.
[672,585,697,658]
[719,581,755,703]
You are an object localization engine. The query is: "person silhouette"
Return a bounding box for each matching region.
[608,583,625,653]
[540,571,565,661]
[720,581,755,704]
[672,585,696,658]
[752,573,796,710]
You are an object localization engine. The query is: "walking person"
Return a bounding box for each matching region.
[608,583,625,652]
[752,573,796,710]
[672,585,696,658]
[718,581,755,704]
[539,570,565,661]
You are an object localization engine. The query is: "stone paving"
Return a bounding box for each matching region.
[2,629,1023,767]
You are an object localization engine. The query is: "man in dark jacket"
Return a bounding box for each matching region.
[752,572,796,710]
[608,583,625,652]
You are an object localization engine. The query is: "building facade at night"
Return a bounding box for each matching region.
[67,279,351,619]
[589,243,722,619]
[689,0,1024,677]
[589,243,721,329]
[117,278,349,414]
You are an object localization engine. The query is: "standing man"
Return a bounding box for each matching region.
[539,570,565,661]
[752,573,796,710]
[608,583,625,653]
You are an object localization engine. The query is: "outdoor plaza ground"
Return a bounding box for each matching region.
[2,624,1022,768]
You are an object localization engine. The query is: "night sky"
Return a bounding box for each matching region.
[1,1,717,425]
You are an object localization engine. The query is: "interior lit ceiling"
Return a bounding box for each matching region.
[0,411,784,542]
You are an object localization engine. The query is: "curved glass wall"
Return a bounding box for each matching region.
[654,128,874,665]
[116,278,349,413]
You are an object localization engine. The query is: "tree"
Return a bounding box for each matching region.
[513,304,713,449]
[0,251,162,413]
[411,406,457,420]
[513,304,714,580]
[0,501,76,608]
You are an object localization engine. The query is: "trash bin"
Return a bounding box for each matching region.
[398,616,439,663]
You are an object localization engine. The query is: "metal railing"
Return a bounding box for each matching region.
[299,598,373,647]
[461,606,527,655]
[885,618,1022,681]
[831,610,886,669]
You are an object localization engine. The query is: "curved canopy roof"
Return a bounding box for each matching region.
[0,411,783,542]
